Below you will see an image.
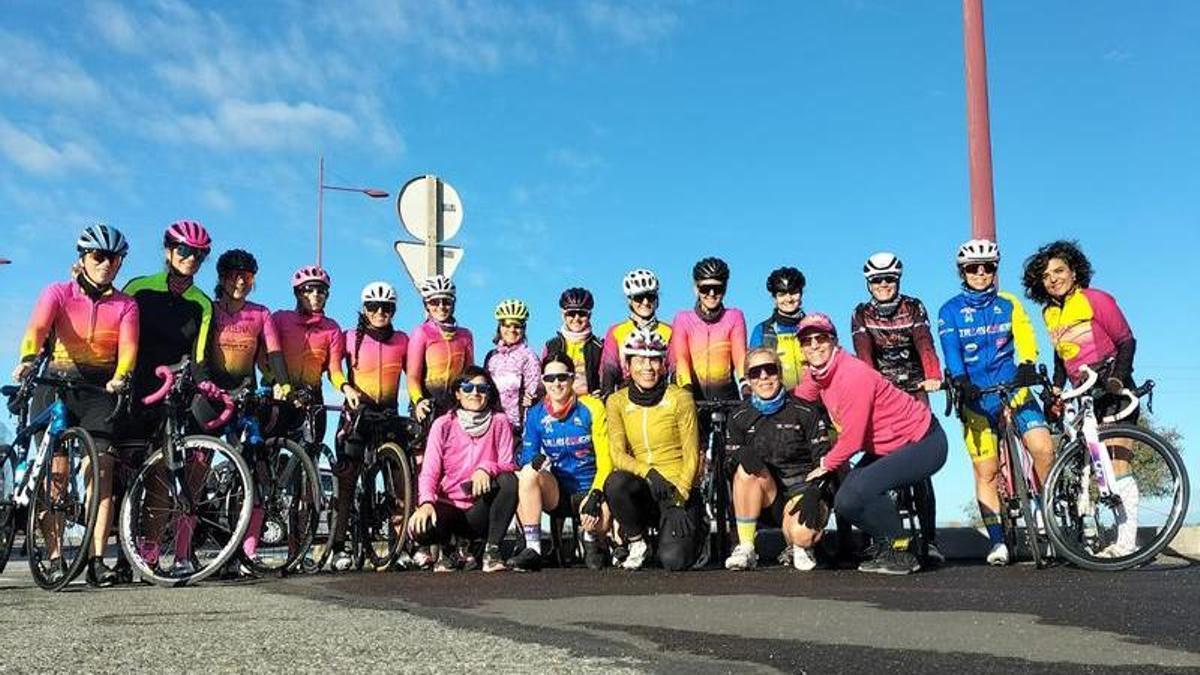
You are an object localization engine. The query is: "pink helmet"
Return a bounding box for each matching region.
[292,265,331,289]
[797,313,837,339]
[163,220,212,249]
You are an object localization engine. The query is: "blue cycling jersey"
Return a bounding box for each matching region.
[520,396,611,495]
[937,286,1039,388]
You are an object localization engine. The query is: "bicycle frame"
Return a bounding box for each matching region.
[9,399,69,508]
[1057,365,1136,501]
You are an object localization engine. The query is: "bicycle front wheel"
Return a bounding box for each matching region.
[118,435,253,587]
[1043,424,1189,571]
[243,438,320,575]
[1006,427,1044,568]
[360,443,413,569]
[27,428,100,591]
[0,446,16,574]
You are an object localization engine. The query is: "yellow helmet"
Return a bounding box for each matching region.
[495,298,529,322]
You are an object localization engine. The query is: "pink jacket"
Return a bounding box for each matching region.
[794,348,931,472]
[418,412,518,509]
[484,341,541,428]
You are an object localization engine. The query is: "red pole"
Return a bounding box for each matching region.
[963,0,996,242]
[317,155,325,267]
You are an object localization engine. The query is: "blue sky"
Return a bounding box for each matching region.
[1,1,1197,523]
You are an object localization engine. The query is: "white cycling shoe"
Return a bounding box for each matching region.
[792,546,817,572]
[622,540,649,570]
[724,544,757,571]
[986,542,1010,566]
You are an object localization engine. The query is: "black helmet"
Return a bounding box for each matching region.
[692,257,730,282]
[559,287,594,311]
[216,249,258,276]
[766,266,806,294]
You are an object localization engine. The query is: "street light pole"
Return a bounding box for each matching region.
[963,0,997,242]
[315,154,390,267]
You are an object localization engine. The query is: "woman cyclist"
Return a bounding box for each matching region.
[599,269,672,395]
[670,257,749,403]
[483,299,540,440]
[406,275,474,424]
[408,366,518,573]
[1022,240,1140,557]
[938,239,1054,566]
[603,328,702,572]
[797,314,948,576]
[508,352,613,571]
[543,287,603,398]
[850,251,944,563]
[14,224,137,587]
[749,266,807,390]
[329,282,409,571]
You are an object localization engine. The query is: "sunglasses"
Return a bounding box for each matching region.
[747,363,781,380]
[426,298,454,308]
[225,270,255,282]
[799,333,833,348]
[173,244,209,262]
[298,284,329,296]
[698,284,726,296]
[869,275,899,286]
[500,321,525,330]
[564,310,591,319]
[85,250,122,264]
[364,301,395,314]
[961,263,998,275]
[458,381,491,395]
[631,292,658,305]
[542,373,573,384]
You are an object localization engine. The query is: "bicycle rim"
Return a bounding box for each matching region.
[26,428,99,591]
[997,439,1019,564]
[118,435,253,587]
[1007,428,1043,568]
[362,444,412,569]
[0,448,16,575]
[244,438,320,575]
[1044,425,1189,571]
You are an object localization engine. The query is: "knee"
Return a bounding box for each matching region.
[495,471,518,494]
[604,470,637,500]
[833,483,864,518]
[658,541,693,572]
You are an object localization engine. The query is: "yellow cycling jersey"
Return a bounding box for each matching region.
[605,384,699,498]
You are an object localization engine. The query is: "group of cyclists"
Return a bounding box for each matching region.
[8,217,1144,584]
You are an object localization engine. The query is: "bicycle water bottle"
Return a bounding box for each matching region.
[14,458,29,486]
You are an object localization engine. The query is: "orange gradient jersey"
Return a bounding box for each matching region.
[19,280,139,381]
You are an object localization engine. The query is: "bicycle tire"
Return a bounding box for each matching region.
[243,438,320,575]
[1006,426,1043,568]
[26,428,100,591]
[1043,425,1189,572]
[0,446,16,574]
[361,443,413,569]
[308,444,337,573]
[997,436,1019,565]
[118,435,253,587]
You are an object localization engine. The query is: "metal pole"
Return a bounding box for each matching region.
[963,0,997,242]
[425,176,440,277]
[317,155,325,267]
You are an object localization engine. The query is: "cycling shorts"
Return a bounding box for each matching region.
[960,391,1047,462]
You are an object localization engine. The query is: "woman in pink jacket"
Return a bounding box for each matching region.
[483,299,540,438]
[408,365,518,572]
[795,314,947,576]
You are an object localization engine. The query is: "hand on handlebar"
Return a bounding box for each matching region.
[1014,363,1040,387]
[273,383,291,401]
[1104,377,1125,396]
[414,399,433,422]
[104,375,128,394]
[11,361,33,383]
[919,378,942,393]
[953,375,981,402]
[342,384,362,410]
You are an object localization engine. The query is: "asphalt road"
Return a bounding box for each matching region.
[2,557,1198,673]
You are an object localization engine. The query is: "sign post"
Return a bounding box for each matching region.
[395,175,464,290]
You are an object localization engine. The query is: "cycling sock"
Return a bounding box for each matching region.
[735,517,757,547]
[891,536,911,551]
[1114,475,1140,549]
[522,524,542,553]
[174,514,197,563]
[243,507,265,558]
[985,523,1004,545]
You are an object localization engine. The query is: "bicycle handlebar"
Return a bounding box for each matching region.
[142,365,175,405]
[196,381,235,431]
[1102,380,1154,424]
[1060,364,1100,402]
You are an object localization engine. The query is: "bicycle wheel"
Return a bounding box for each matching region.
[360,443,413,569]
[26,428,100,591]
[242,438,320,575]
[0,446,17,574]
[1043,424,1189,571]
[118,435,253,587]
[1006,427,1043,568]
[996,437,1019,565]
[303,444,336,573]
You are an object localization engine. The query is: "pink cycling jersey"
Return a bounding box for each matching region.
[345,328,409,408]
[210,300,283,388]
[19,280,139,382]
[406,320,474,405]
[418,412,517,510]
[670,307,748,401]
[794,348,932,472]
[484,341,541,428]
[1043,287,1135,384]
[272,310,347,391]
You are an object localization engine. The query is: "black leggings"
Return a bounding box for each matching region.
[603,470,702,572]
[414,472,518,547]
[834,417,948,543]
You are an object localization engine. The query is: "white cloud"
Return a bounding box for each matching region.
[0,30,103,106]
[201,187,234,212]
[87,1,141,53]
[0,117,101,176]
[582,1,678,46]
[151,99,357,151]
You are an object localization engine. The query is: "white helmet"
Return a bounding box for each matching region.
[622,268,659,297]
[622,327,668,358]
[361,281,397,304]
[863,251,902,280]
[418,274,456,300]
[956,239,1000,265]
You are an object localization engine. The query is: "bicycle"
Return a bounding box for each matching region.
[325,406,417,572]
[695,399,742,568]
[947,369,1049,568]
[278,387,340,573]
[1042,362,1189,571]
[116,358,254,586]
[0,356,119,590]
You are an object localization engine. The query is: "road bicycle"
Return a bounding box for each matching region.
[695,399,741,568]
[1042,362,1188,571]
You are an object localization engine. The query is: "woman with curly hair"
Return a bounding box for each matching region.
[1021,240,1141,558]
